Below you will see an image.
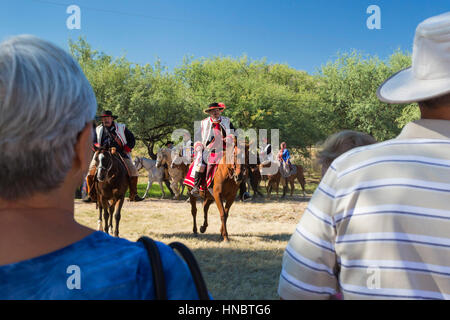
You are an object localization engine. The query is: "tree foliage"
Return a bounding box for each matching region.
[69,37,420,159]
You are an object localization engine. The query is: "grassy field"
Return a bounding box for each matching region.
[75,174,319,299]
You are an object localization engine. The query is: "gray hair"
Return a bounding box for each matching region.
[0,35,97,200]
[317,130,377,169]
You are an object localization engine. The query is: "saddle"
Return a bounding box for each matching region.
[280,162,297,178]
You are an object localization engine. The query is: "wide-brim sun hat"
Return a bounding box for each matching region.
[377,11,450,104]
[203,102,226,114]
[96,110,118,120]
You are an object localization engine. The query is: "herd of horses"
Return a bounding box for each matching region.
[91,143,306,241]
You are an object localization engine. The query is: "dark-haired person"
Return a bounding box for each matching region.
[86,110,144,202]
[0,35,203,299]
[279,12,450,300]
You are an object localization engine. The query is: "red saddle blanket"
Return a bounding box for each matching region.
[183,151,221,191]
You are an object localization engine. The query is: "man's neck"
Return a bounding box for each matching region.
[419,105,450,120]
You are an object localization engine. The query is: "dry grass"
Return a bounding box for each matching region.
[74,183,310,300]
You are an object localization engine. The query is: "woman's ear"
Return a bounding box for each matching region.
[74,122,94,177]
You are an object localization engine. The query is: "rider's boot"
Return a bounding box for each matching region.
[86,174,97,202]
[190,171,204,198]
[129,176,144,202]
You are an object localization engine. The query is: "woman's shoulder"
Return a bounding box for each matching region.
[0,232,199,300]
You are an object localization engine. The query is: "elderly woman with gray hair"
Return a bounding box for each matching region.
[317,130,377,178]
[0,35,201,299]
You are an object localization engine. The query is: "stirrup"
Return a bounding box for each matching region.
[190,187,200,197]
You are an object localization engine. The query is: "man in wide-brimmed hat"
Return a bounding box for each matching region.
[188,102,251,201]
[86,110,144,202]
[279,12,450,300]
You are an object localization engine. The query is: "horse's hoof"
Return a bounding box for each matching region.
[200,226,207,233]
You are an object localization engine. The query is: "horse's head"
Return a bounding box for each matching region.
[134,156,143,171]
[227,140,249,184]
[170,148,183,169]
[155,148,166,168]
[95,148,114,182]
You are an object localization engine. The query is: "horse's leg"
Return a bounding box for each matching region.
[221,197,235,242]
[200,198,213,234]
[189,194,198,235]
[108,202,115,234]
[102,200,110,234]
[159,180,165,199]
[97,202,103,231]
[280,178,287,199]
[298,170,306,197]
[143,178,151,199]
[213,192,229,242]
[172,179,181,200]
[267,183,272,200]
[114,198,124,237]
[290,178,295,196]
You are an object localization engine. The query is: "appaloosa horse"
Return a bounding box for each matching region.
[134,156,166,199]
[186,142,249,242]
[94,147,129,237]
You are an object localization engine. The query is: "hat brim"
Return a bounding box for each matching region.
[203,107,225,114]
[377,67,450,104]
[96,115,118,120]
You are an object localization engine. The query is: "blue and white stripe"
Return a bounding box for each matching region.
[320,178,450,199]
[296,225,335,253]
[340,283,450,300]
[305,203,335,227]
[337,155,450,179]
[281,269,336,296]
[339,259,450,277]
[334,204,450,223]
[285,245,335,276]
[336,232,450,249]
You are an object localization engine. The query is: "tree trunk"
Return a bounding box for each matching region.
[145,141,157,160]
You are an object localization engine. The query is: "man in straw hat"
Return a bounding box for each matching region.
[86,110,144,202]
[189,102,251,201]
[278,12,450,300]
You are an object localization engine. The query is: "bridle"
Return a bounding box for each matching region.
[134,156,143,171]
[227,145,246,182]
[96,150,114,182]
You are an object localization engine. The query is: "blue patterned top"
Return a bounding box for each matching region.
[0,231,202,300]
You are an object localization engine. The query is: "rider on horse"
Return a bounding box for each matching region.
[190,102,251,201]
[278,141,293,172]
[86,110,144,202]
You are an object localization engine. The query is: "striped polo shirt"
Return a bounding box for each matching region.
[278,119,450,300]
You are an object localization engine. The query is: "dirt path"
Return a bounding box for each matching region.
[74,196,310,299]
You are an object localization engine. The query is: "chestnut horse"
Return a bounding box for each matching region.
[187,142,248,242]
[279,162,307,198]
[94,147,129,237]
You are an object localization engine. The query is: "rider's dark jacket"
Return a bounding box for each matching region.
[93,122,136,159]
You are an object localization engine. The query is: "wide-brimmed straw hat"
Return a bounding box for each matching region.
[203,102,226,114]
[377,12,450,104]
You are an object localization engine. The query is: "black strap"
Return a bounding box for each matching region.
[169,242,210,300]
[137,236,167,300]
[137,237,210,300]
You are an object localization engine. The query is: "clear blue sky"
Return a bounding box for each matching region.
[1,0,449,74]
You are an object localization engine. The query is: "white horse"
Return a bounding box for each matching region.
[134,156,166,199]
